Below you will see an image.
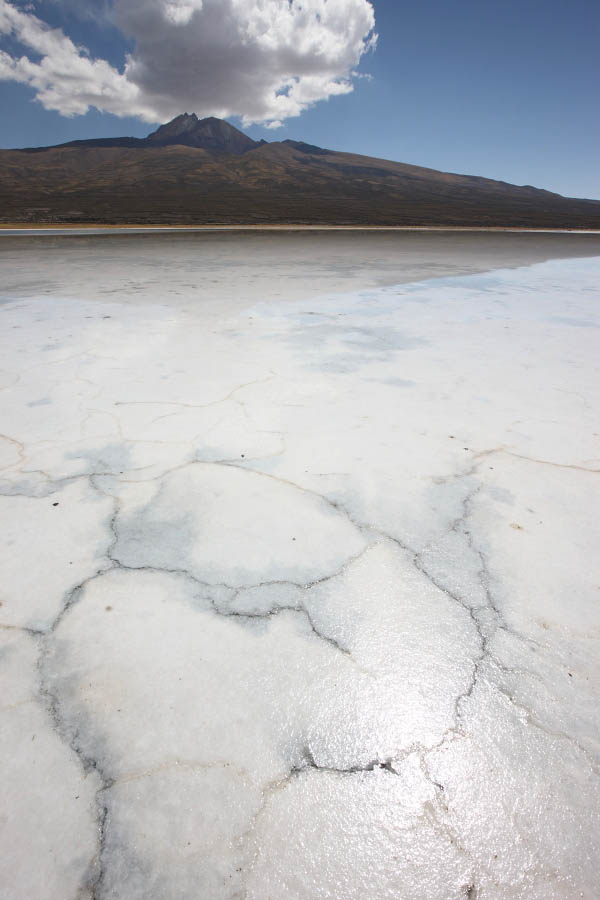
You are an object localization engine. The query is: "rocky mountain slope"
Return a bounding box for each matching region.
[1,115,598,227]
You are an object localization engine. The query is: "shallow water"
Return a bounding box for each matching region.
[1,235,599,899]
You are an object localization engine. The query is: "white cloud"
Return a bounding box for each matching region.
[0,0,376,126]
[162,0,204,27]
[0,0,154,118]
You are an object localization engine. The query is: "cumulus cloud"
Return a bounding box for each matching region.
[0,0,154,117]
[0,0,377,125]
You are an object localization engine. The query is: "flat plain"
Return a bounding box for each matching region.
[1,231,599,899]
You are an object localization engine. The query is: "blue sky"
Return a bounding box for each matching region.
[0,0,598,199]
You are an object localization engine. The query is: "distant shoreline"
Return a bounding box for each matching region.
[1,224,600,235]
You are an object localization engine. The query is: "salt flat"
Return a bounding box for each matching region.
[1,232,599,899]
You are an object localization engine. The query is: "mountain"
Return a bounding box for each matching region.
[1,115,599,228]
[14,113,262,154]
[147,114,260,154]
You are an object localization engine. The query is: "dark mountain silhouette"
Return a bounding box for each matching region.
[146,114,261,154]
[16,114,263,155]
[1,115,599,227]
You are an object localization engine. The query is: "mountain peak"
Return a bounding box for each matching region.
[146,114,258,154]
[147,113,198,141]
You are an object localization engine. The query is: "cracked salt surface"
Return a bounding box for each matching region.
[1,235,600,899]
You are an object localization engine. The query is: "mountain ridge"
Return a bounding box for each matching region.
[17,114,265,155]
[2,115,599,227]
[146,114,261,153]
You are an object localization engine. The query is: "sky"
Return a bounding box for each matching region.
[0,0,598,199]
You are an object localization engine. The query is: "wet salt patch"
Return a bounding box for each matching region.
[0,253,599,898]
